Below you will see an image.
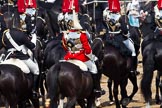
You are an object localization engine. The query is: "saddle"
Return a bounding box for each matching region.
[106,35,132,57]
[0,58,30,74]
[60,59,88,71]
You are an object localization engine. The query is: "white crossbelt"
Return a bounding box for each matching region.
[5,29,27,54]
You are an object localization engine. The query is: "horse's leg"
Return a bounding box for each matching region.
[159,82,162,108]
[155,71,160,104]
[107,78,114,103]
[65,97,77,108]
[141,57,154,105]
[87,94,96,108]
[127,72,138,101]
[77,99,86,108]
[120,78,130,107]
[113,82,120,108]
[49,98,58,108]
[39,71,47,107]
[30,97,40,108]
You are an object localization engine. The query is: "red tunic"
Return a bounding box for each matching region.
[62,30,91,62]
[108,0,120,13]
[62,0,79,13]
[17,0,37,13]
[158,0,162,10]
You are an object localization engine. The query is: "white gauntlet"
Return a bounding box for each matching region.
[31,33,37,46]
[86,52,98,61]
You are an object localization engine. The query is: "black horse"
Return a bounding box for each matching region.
[36,7,49,41]
[46,61,96,108]
[92,37,132,108]
[140,1,162,107]
[141,32,162,107]
[92,14,140,108]
[0,64,39,108]
[37,0,62,37]
[0,9,40,108]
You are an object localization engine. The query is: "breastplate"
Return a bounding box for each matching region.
[66,32,82,52]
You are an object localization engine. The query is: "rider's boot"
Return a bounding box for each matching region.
[33,75,40,98]
[91,74,105,97]
[130,56,139,76]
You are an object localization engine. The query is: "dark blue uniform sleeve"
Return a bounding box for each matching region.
[21,32,35,50]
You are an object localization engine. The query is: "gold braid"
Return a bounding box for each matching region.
[2,29,9,47]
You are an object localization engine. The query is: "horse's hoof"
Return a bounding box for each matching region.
[109,101,114,105]
[109,96,113,102]
[121,98,130,106]
[95,98,101,107]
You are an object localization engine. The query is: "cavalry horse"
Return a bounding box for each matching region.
[92,15,134,108]
[46,61,96,108]
[0,64,39,108]
[140,1,162,107]
[0,11,39,108]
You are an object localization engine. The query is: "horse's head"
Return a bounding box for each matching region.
[92,37,104,70]
[79,14,92,33]
[3,11,21,30]
[36,8,48,38]
[3,12,14,29]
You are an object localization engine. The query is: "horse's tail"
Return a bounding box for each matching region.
[141,51,155,102]
[46,63,61,99]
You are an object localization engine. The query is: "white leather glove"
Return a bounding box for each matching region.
[86,53,98,62]
[31,33,37,46]
[58,12,64,21]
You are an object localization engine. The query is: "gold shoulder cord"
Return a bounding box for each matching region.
[2,29,9,47]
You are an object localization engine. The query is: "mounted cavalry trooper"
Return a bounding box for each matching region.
[17,0,37,35]
[86,0,108,37]
[61,0,103,98]
[1,1,40,98]
[103,0,137,73]
[57,0,92,43]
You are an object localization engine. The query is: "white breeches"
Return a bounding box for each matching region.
[123,38,136,56]
[22,59,39,75]
[84,60,97,74]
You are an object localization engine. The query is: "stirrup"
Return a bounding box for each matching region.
[32,91,41,99]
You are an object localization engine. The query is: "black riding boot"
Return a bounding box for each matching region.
[33,75,40,98]
[130,56,139,76]
[91,74,102,97]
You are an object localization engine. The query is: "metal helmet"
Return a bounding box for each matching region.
[62,0,82,30]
